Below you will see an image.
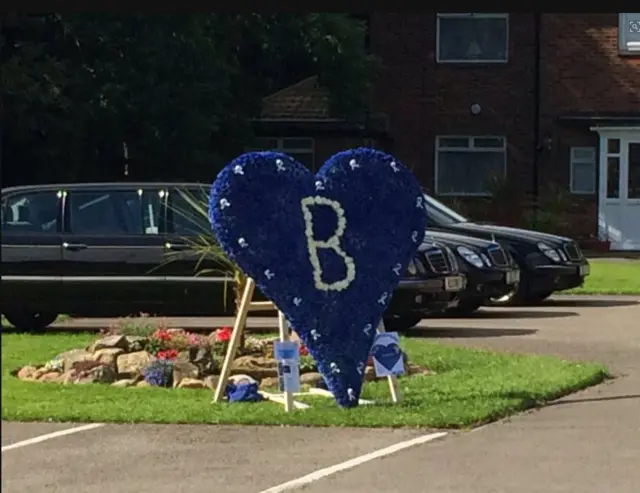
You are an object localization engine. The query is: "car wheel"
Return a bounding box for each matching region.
[383,315,423,332]
[445,299,483,316]
[488,282,527,306]
[2,310,58,333]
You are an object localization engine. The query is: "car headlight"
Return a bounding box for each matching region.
[480,252,492,266]
[456,246,485,268]
[537,242,561,263]
[407,259,418,275]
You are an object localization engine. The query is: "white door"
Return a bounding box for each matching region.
[598,130,640,250]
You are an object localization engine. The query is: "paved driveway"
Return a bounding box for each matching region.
[2,296,639,493]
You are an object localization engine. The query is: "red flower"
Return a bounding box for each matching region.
[157,349,178,360]
[153,329,172,342]
[214,326,233,343]
[299,345,309,357]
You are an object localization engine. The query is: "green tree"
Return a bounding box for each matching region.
[1,13,376,186]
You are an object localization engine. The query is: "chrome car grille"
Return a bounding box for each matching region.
[564,242,583,261]
[487,244,508,267]
[423,247,453,274]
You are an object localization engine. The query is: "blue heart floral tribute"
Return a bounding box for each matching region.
[209,148,425,407]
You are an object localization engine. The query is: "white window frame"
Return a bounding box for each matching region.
[569,146,597,195]
[436,13,509,64]
[619,13,640,55]
[246,137,315,169]
[434,135,507,197]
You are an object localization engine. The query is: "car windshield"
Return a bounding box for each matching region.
[423,194,468,226]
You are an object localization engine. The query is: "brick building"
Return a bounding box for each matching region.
[257,13,640,251]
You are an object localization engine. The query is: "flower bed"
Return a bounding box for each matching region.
[13,316,432,395]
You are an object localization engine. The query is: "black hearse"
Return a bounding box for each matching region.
[1,182,466,332]
[423,194,590,304]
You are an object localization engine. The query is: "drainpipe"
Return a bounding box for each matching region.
[532,13,542,225]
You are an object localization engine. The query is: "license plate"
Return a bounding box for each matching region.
[444,275,464,292]
[505,269,520,284]
[579,264,590,276]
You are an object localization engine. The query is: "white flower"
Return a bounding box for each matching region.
[390,161,399,173]
[276,159,286,172]
[238,237,248,248]
[363,323,372,336]
[300,196,356,292]
[315,180,325,191]
[347,388,356,401]
[416,196,423,209]
[264,269,275,280]
[349,159,360,170]
[411,231,419,243]
[310,329,320,340]
[377,292,389,305]
[233,165,244,175]
[357,362,365,375]
[330,362,340,374]
[219,198,231,210]
[293,297,302,306]
[392,263,401,276]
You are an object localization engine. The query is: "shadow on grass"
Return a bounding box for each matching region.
[407,327,537,339]
[542,298,639,308]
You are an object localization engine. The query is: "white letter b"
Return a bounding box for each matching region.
[300,196,356,292]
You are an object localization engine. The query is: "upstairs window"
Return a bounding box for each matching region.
[437,13,509,63]
[619,13,640,55]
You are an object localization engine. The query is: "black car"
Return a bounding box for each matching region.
[422,230,520,315]
[384,239,466,331]
[422,193,590,304]
[0,182,465,332]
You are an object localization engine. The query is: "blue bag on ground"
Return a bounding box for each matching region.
[225,382,264,403]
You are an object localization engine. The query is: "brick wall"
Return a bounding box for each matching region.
[370,13,640,240]
[539,14,640,238]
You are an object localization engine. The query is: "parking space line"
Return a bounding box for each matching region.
[1,423,105,452]
[257,431,448,493]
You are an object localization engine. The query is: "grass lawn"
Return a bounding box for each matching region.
[1,333,608,429]
[567,260,640,295]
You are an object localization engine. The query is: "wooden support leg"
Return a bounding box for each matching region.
[212,278,256,403]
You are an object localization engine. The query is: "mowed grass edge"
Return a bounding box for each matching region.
[568,260,640,295]
[1,333,609,429]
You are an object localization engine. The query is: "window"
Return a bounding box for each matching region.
[67,190,162,235]
[437,13,509,63]
[619,13,640,54]
[435,136,507,196]
[1,191,60,234]
[248,137,315,170]
[169,186,211,237]
[569,147,597,194]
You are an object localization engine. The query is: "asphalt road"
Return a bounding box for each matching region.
[3,295,639,493]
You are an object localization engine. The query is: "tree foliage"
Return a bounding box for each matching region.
[1,13,376,185]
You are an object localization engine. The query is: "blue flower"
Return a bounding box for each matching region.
[143,360,174,387]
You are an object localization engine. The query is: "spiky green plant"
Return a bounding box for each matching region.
[160,186,246,313]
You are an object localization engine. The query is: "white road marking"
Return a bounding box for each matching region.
[1,423,105,452]
[257,431,448,493]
